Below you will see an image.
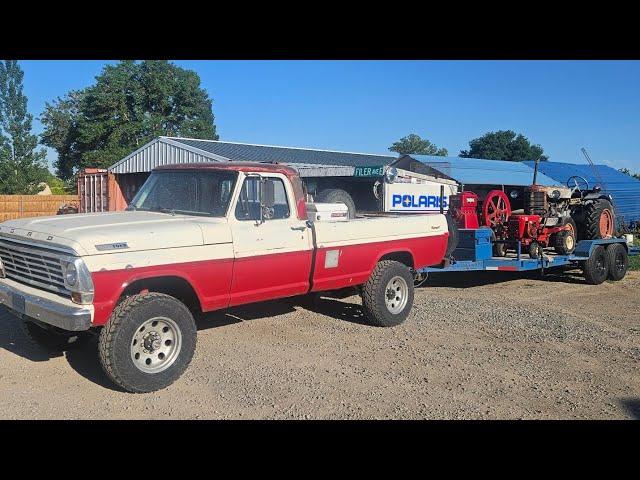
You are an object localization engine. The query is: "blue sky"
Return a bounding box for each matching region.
[19,60,640,173]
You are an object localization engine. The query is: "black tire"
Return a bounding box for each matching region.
[493,242,507,257]
[582,245,610,285]
[22,320,90,351]
[98,293,197,393]
[552,217,577,255]
[316,188,356,219]
[361,260,414,327]
[606,243,628,281]
[445,213,459,256]
[528,241,540,259]
[581,199,615,239]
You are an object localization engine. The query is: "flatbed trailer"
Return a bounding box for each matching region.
[419,228,637,284]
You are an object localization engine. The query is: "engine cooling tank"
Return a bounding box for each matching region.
[525,185,548,215]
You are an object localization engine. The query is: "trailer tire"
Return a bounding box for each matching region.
[606,243,628,281]
[362,260,414,327]
[98,292,197,393]
[582,245,610,285]
[316,189,356,219]
[22,320,90,351]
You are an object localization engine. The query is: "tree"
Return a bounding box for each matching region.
[460,130,548,161]
[41,60,218,180]
[619,168,640,180]
[389,133,448,156]
[0,60,49,194]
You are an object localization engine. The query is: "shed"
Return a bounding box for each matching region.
[523,161,640,226]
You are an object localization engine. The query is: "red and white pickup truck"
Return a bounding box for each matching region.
[0,162,449,392]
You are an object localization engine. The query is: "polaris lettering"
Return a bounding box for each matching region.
[392,194,448,209]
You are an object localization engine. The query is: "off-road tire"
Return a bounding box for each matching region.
[98,293,197,393]
[528,242,541,259]
[22,320,90,351]
[315,189,356,219]
[606,243,628,281]
[581,199,615,239]
[361,260,414,327]
[582,245,610,285]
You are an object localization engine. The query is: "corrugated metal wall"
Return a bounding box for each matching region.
[110,138,219,174]
[524,161,640,226]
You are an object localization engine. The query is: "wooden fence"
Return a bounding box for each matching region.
[0,195,79,222]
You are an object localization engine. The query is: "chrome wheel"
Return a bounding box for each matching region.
[384,276,408,314]
[130,316,182,374]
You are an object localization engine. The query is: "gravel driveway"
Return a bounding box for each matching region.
[1,269,639,419]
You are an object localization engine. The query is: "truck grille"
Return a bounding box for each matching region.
[0,237,70,297]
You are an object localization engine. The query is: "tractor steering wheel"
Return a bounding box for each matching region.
[566,175,590,194]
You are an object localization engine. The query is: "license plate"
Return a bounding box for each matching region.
[11,292,25,314]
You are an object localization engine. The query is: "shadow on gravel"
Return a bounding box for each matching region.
[197,299,298,331]
[618,398,640,419]
[0,307,61,362]
[196,295,369,329]
[0,306,121,391]
[424,267,586,289]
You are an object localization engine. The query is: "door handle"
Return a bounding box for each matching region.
[291,225,307,231]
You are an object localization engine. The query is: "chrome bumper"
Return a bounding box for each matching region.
[0,278,92,331]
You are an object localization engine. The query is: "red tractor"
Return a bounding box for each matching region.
[480,187,576,258]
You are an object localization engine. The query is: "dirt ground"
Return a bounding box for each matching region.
[1,268,639,420]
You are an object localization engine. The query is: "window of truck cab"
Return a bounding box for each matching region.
[129,170,238,217]
[234,175,290,221]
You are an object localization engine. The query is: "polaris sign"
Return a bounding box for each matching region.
[384,181,458,213]
[392,194,448,209]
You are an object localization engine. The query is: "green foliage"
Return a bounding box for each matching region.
[0,60,50,194]
[460,130,547,162]
[619,168,640,180]
[41,60,218,180]
[46,173,74,194]
[389,133,448,156]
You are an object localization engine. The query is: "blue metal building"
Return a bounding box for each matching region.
[523,161,640,227]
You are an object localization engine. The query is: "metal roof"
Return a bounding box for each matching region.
[108,137,397,175]
[409,155,558,187]
[523,161,640,225]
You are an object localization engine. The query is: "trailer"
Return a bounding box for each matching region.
[419,227,637,285]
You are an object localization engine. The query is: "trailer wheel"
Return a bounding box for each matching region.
[316,189,356,219]
[98,293,197,393]
[606,243,628,281]
[582,245,610,285]
[362,260,414,327]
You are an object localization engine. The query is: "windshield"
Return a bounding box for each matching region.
[128,170,238,217]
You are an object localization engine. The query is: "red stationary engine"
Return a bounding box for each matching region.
[449,192,480,229]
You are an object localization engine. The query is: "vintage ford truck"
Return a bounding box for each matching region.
[0,162,449,392]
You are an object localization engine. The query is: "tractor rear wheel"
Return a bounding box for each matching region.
[582,245,610,285]
[581,199,615,239]
[606,243,628,281]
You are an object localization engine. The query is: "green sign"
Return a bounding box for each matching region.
[353,166,384,177]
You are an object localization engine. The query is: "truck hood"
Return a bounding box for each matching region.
[0,211,231,256]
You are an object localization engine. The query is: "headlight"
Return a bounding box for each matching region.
[551,190,561,199]
[61,258,94,304]
[509,190,519,199]
[65,262,78,286]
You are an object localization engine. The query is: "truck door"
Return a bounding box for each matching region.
[229,173,312,306]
